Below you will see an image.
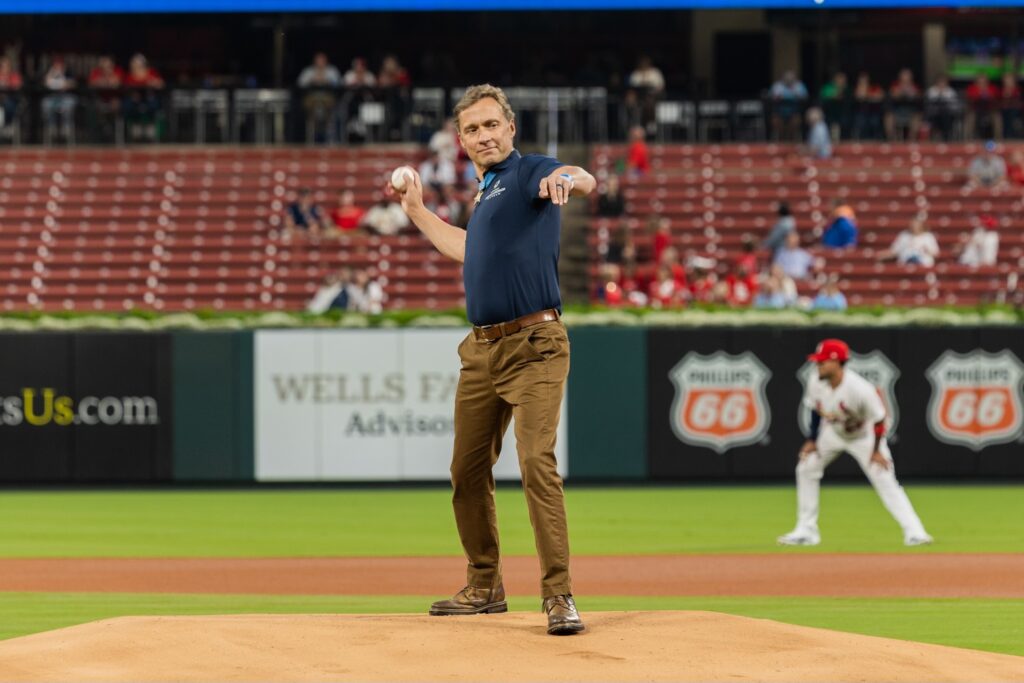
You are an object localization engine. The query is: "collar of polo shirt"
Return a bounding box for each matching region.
[478,149,521,180]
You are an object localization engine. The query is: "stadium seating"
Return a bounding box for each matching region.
[589,142,1024,306]
[0,143,1019,313]
[0,147,464,312]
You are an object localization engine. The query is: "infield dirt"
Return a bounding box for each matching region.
[0,611,1022,682]
[0,554,1021,597]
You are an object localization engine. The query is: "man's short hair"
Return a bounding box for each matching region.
[453,84,515,132]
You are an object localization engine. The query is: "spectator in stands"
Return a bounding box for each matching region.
[649,265,682,308]
[805,107,832,159]
[752,275,788,309]
[298,52,342,139]
[0,56,23,130]
[122,54,164,141]
[925,76,959,141]
[348,269,385,314]
[418,150,456,195]
[820,72,851,140]
[885,68,922,141]
[725,263,758,307]
[958,214,1000,267]
[812,277,848,311]
[626,55,665,133]
[344,57,377,88]
[88,56,123,140]
[378,54,410,89]
[852,72,884,140]
[378,55,411,141]
[879,217,939,267]
[625,125,651,176]
[769,263,798,305]
[285,188,331,238]
[329,190,366,234]
[650,215,672,264]
[821,199,858,249]
[596,175,626,217]
[426,184,467,227]
[363,193,409,236]
[429,118,459,163]
[736,234,758,274]
[1008,149,1024,187]
[686,256,718,303]
[966,74,1000,140]
[770,70,808,141]
[596,263,624,306]
[307,269,352,313]
[763,201,796,255]
[40,56,76,139]
[999,73,1021,140]
[773,230,814,280]
[965,140,1008,191]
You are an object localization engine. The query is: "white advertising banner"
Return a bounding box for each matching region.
[254,329,569,481]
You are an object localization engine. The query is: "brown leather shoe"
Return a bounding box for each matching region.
[543,594,585,635]
[429,585,507,616]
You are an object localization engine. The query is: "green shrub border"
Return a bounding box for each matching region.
[0,304,1019,331]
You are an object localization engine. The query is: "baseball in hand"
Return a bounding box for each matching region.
[390,166,415,192]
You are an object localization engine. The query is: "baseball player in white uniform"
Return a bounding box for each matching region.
[778,339,933,547]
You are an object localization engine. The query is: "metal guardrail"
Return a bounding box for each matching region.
[0,85,1017,146]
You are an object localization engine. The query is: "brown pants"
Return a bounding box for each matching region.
[451,319,572,598]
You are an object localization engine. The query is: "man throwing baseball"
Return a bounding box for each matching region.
[390,84,595,635]
[778,339,933,547]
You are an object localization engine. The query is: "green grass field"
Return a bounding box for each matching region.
[1,485,1022,656]
[1,485,1022,557]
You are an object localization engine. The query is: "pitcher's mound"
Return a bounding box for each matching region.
[0,611,1021,682]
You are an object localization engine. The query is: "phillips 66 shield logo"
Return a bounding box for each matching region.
[926,349,1024,451]
[798,350,900,437]
[669,351,771,453]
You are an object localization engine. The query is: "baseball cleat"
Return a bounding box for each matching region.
[904,534,934,547]
[777,531,820,546]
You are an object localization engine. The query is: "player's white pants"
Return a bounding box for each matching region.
[794,427,928,540]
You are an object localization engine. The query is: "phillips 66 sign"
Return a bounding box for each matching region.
[669,351,771,453]
[926,349,1024,451]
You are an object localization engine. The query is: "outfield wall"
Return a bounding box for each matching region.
[0,327,1021,482]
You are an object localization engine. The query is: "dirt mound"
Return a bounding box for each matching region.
[0,611,1020,682]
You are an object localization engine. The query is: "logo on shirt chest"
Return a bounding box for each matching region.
[797,351,900,438]
[483,180,506,202]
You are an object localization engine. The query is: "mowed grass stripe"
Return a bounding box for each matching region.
[0,486,1021,557]
[0,593,1021,657]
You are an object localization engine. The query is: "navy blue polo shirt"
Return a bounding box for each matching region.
[463,149,564,326]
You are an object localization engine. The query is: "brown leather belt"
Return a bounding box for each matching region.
[472,308,560,343]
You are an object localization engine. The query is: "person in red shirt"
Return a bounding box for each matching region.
[651,215,672,264]
[735,234,758,274]
[0,56,23,129]
[686,256,718,303]
[329,190,367,234]
[88,56,124,140]
[123,53,165,141]
[724,264,759,307]
[966,74,999,140]
[885,68,922,141]
[852,72,884,139]
[1008,149,1024,187]
[625,125,650,176]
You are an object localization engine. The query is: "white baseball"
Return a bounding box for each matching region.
[390,166,415,191]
